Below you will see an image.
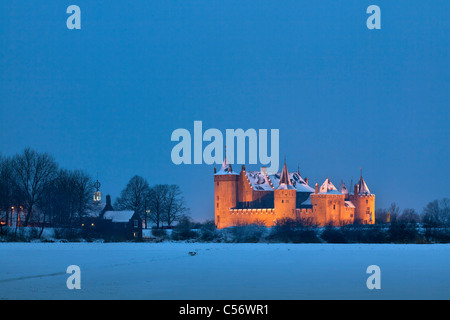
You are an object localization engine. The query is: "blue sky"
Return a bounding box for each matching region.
[1,1,449,221]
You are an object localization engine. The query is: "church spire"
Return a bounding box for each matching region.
[93,173,101,202]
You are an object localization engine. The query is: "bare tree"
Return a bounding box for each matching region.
[115,175,150,223]
[375,208,389,224]
[12,148,58,226]
[72,169,94,226]
[398,208,420,223]
[41,169,93,227]
[422,198,450,228]
[0,156,21,225]
[164,184,188,227]
[148,184,169,229]
[387,203,401,222]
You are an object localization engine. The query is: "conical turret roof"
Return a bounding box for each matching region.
[277,159,295,190]
[319,178,341,194]
[340,181,349,195]
[356,175,371,195]
[214,155,238,175]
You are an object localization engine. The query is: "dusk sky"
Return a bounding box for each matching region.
[1,1,449,222]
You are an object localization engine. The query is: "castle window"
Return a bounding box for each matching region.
[217,182,219,186]
[217,203,219,208]
[350,214,354,218]
[217,196,219,200]
[282,200,284,203]
[333,205,335,210]
[366,199,368,204]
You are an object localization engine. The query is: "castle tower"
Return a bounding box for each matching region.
[274,160,296,221]
[214,156,239,228]
[348,171,375,224]
[310,178,346,226]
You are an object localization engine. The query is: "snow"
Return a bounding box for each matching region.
[0,243,449,300]
[214,157,239,175]
[302,195,312,205]
[85,200,106,218]
[319,178,341,194]
[340,182,349,195]
[345,201,355,208]
[270,172,314,193]
[103,211,135,223]
[246,171,273,191]
[276,184,296,190]
[357,176,371,195]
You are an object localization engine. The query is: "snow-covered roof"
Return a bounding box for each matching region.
[270,171,314,193]
[215,157,239,175]
[289,172,315,193]
[356,176,371,195]
[340,182,349,195]
[302,195,312,206]
[319,178,341,194]
[345,201,355,208]
[246,171,273,191]
[277,184,296,190]
[276,162,295,190]
[103,211,135,223]
[85,200,106,218]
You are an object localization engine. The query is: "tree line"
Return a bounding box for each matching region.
[0,148,188,236]
[113,175,188,229]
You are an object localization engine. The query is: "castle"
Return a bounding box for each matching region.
[214,157,375,228]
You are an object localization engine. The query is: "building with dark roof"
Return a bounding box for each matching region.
[82,195,142,241]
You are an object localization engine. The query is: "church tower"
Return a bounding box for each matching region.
[348,171,375,224]
[93,175,101,202]
[274,160,296,221]
[214,156,239,228]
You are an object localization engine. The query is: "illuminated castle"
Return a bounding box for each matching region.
[214,157,375,229]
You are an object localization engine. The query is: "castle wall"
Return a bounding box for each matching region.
[310,193,347,226]
[295,208,315,225]
[228,208,276,227]
[342,206,356,225]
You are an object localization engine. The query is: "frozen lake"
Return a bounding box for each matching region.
[0,242,449,300]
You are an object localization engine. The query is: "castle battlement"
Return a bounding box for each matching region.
[230,208,275,215]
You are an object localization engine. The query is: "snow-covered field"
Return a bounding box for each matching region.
[0,242,449,300]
